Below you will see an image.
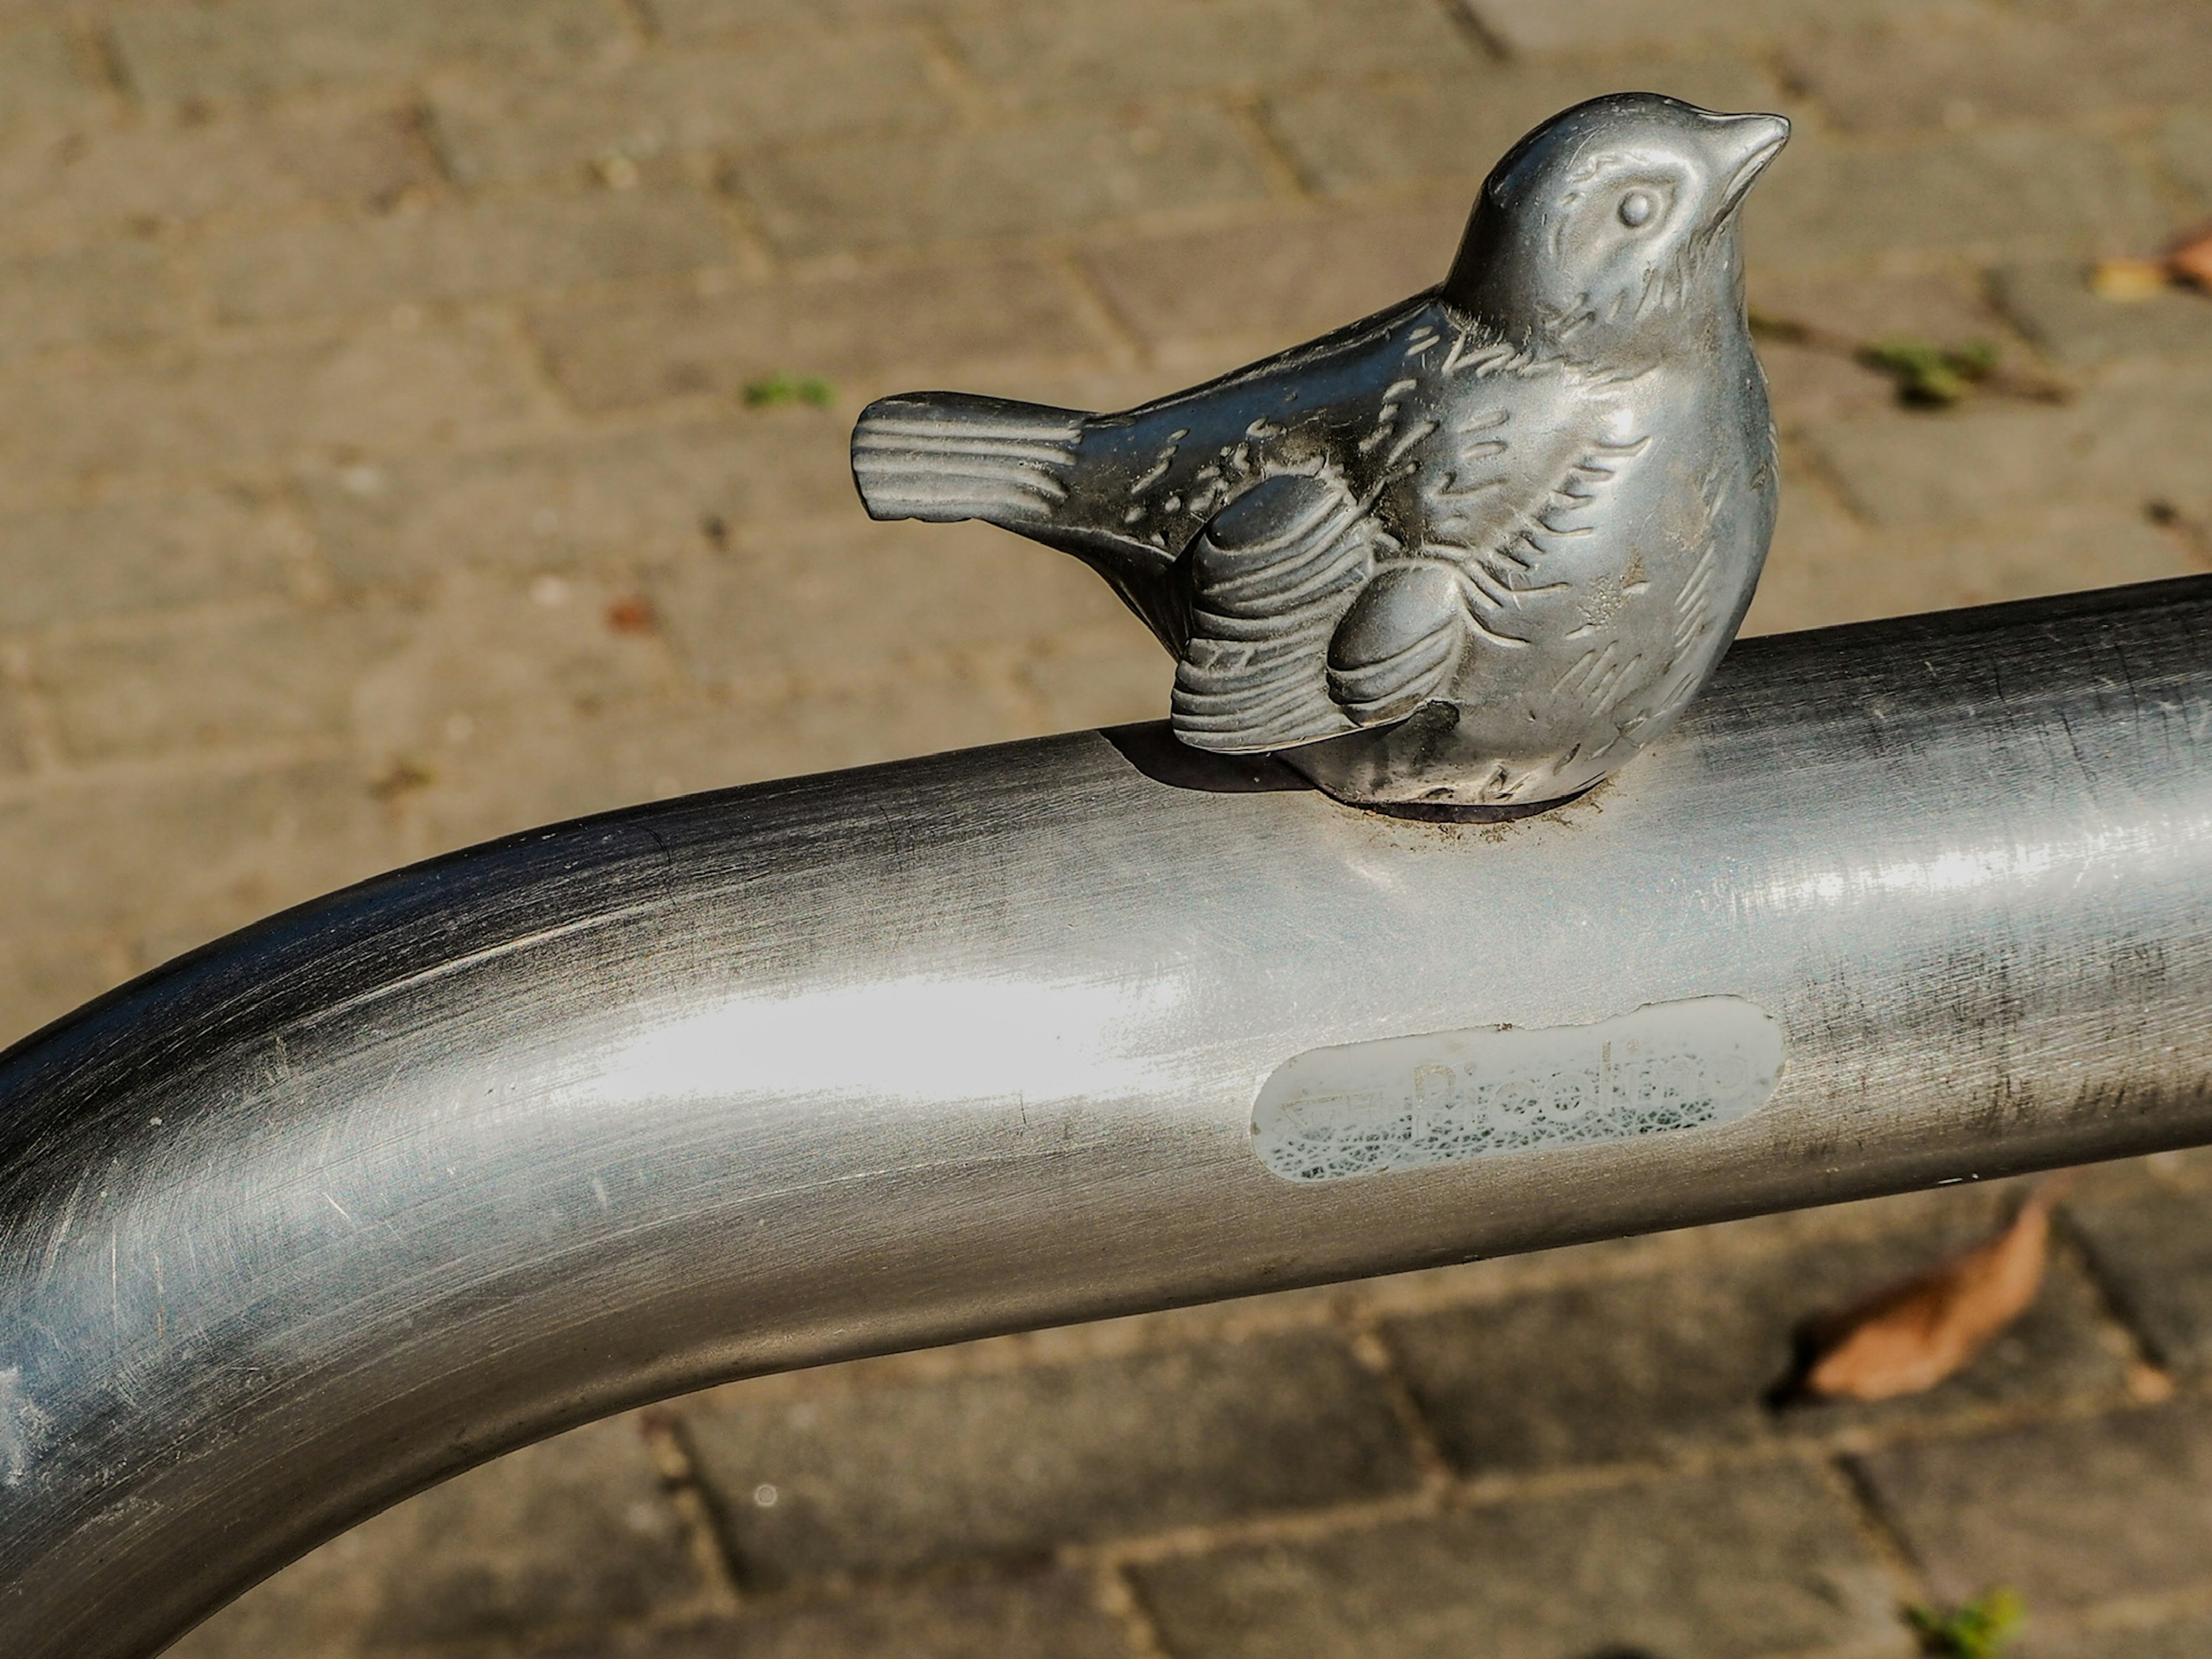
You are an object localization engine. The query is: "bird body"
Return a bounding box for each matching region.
[853,94,1789,809]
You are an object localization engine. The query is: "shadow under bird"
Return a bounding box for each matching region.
[851,94,1790,810]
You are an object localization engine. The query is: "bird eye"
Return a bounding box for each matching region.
[1618,191,1655,228]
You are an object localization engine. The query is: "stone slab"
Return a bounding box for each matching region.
[1386,1192,2130,1475]
[684,1333,1421,1586]
[169,1416,709,1658]
[523,1571,1135,1659]
[2067,1187,2212,1378]
[1856,1401,2212,1611]
[1133,1463,1900,1659]
[735,107,1279,257]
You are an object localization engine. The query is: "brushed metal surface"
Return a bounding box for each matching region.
[851,94,1791,808]
[1,578,2209,1656]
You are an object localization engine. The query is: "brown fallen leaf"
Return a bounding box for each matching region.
[605,594,658,635]
[1797,1173,2077,1403]
[2169,225,2212,291]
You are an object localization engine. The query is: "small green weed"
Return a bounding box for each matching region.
[1747,311,2068,408]
[742,374,835,409]
[1855,338,2001,407]
[1906,1588,2023,1658]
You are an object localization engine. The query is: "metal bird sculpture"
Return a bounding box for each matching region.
[851,93,1790,809]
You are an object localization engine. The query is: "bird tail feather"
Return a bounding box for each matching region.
[851,393,1085,527]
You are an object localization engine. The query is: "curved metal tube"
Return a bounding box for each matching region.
[1,578,2209,1656]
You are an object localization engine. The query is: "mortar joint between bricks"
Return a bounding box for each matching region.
[613,0,661,46]
[82,17,136,103]
[1431,0,1513,62]
[1092,1561,1178,1659]
[1050,247,1150,370]
[1816,1448,1934,1611]
[0,643,66,779]
[638,1408,744,1616]
[1336,1296,1457,1496]
[2047,1199,2186,1396]
[910,17,995,128]
[1229,92,1322,202]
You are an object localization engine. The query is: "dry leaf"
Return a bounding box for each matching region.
[2169,226,2212,291]
[1798,1175,2075,1403]
[2089,256,2171,301]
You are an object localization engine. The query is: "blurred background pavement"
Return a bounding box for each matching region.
[3,0,2211,1653]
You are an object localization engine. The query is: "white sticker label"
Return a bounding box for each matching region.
[1252,997,1784,1183]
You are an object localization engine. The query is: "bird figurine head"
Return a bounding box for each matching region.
[851,94,1791,813]
[1445,94,1789,369]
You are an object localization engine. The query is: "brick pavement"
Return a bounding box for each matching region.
[1,0,2209,1653]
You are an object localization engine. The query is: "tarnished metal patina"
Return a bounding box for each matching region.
[853,93,1790,809]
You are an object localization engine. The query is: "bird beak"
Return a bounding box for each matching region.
[1707,112,1790,219]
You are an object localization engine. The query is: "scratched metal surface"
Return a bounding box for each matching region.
[0,577,2207,1657]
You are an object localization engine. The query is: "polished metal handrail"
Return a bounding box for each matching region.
[1,577,2207,1657]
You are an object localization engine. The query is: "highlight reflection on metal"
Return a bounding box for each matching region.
[2,578,2211,1658]
[853,93,1790,808]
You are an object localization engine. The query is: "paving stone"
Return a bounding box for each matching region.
[108,0,627,106]
[642,0,939,36]
[947,0,1475,109]
[0,319,544,478]
[340,568,685,764]
[202,189,736,326]
[524,1571,1134,1659]
[1995,264,2212,367]
[1783,3,2212,132]
[736,107,1279,257]
[1809,365,2212,528]
[0,21,105,134]
[1749,266,2012,354]
[1267,54,1779,196]
[1856,1401,2212,1612]
[1385,1194,2129,1476]
[0,239,179,358]
[2066,1187,2212,1377]
[1743,498,2199,635]
[430,33,949,191]
[1744,127,2172,274]
[1465,0,1988,57]
[1016,624,1171,733]
[1080,198,1463,366]
[35,606,418,764]
[0,100,435,247]
[169,1416,708,1659]
[0,483,304,632]
[647,516,1130,694]
[1132,1463,1899,1659]
[0,696,28,778]
[0,758,401,938]
[1746,269,2021,433]
[0,930,120,1051]
[528,256,1106,414]
[300,413,854,588]
[2165,108,2212,208]
[684,1332,1420,1586]
[2021,1612,2212,1659]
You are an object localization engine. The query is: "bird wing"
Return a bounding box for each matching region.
[1169,472,1377,754]
[1170,314,1648,755]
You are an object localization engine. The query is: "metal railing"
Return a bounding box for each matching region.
[1,576,2207,1657]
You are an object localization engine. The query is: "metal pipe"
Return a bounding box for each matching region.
[1,577,2207,1656]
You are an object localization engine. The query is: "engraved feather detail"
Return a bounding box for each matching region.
[1171,474,1376,753]
[851,393,1084,524]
